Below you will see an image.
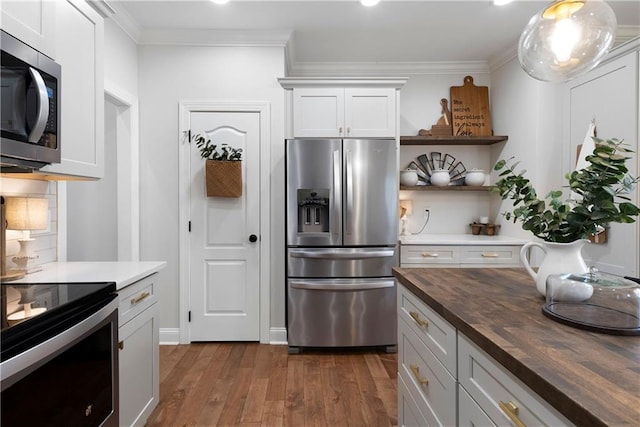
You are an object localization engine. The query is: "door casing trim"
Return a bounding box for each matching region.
[178,100,271,344]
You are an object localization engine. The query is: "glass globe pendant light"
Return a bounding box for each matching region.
[518,0,616,83]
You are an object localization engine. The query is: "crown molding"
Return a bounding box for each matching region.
[286,60,489,77]
[107,1,143,43]
[136,28,291,47]
[86,0,116,18]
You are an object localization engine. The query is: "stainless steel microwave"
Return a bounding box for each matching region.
[1,30,61,170]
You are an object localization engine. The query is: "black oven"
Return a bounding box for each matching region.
[1,30,61,171]
[1,282,119,427]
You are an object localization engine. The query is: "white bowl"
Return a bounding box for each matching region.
[430,169,450,186]
[400,170,419,186]
[465,169,486,186]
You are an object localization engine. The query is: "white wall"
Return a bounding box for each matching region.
[488,58,564,241]
[137,45,286,331]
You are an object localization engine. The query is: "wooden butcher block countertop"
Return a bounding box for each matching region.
[392,267,640,427]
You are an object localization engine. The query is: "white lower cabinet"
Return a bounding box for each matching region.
[397,283,573,427]
[400,244,522,268]
[118,273,159,427]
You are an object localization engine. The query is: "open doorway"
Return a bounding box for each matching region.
[67,84,139,261]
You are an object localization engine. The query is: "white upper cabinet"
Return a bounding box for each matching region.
[1,0,56,59]
[41,0,104,179]
[280,78,407,139]
[293,87,396,138]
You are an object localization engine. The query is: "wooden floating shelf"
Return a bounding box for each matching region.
[400,185,494,191]
[400,135,508,146]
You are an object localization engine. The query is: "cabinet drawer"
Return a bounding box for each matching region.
[398,284,457,375]
[458,385,496,427]
[398,319,456,427]
[398,373,430,427]
[460,245,521,266]
[118,273,157,326]
[458,334,573,427]
[400,245,460,265]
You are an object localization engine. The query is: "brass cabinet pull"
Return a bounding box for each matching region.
[118,341,124,350]
[499,400,527,427]
[131,291,150,305]
[410,364,429,386]
[409,311,428,327]
[339,126,343,134]
[421,252,439,257]
[481,253,499,258]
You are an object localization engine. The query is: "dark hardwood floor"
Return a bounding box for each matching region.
[145,343,398,427]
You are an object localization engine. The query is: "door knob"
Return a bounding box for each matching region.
[249,234,258,243]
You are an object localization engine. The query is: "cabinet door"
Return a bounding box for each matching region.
[41,0,104,179]
[293,88,344,137]
[345,88,396,137]
[0,0,56,59]
[458,386,497,427]
[565,52,639,276]
[119,303,159,427]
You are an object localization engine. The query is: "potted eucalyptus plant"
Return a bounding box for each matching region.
[493,137,640,296]
[193,133,243,197]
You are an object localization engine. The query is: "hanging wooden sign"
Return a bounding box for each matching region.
[450,75,493,137]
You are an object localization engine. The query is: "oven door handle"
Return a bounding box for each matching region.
[27,67,50,143]
[290,280,394,291]
[0,296,118,390]
[289,249,395,259]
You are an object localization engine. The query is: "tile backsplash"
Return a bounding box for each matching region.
[1,177,58,270]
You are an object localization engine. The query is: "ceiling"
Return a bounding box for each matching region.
[109,0,640,65]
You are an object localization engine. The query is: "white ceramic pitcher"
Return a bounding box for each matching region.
[520,240,589,296]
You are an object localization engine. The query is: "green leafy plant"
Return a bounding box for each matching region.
[493,137,640,243]
[193,133,242,161]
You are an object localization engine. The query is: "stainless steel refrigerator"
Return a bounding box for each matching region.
[286,138,398,353]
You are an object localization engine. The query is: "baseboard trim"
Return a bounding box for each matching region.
[159,328,180,345]
[159,327,286,345]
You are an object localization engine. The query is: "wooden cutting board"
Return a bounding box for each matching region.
[450,76,493,136]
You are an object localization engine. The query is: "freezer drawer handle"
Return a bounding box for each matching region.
[290,280,394,291]
[409,311,429,328]
[290,250,394,259]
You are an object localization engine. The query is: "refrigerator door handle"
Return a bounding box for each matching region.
[345,149,353,235]
[332,150,341,238]
[289,249,395,259]
[290,280,395,291]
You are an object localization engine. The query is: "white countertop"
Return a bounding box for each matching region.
[10,261,167,290]
[399,234,527,245]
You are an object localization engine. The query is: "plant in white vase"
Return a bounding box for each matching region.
[493,137,640,296]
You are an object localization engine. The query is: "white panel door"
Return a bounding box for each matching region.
[189,111,261,341]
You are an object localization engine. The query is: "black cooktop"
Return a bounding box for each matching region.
[1,282,116,361]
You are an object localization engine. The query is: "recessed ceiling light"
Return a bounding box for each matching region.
[493,0,514,5]
[210,0,230,4]
[360,0,380,6]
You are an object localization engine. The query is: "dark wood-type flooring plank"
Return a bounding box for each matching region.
[145,343,397,427]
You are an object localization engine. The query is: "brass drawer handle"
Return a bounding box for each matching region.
[131,291,150,305]
[481,253,499,258]
[421,252,439,258]
[499,401,527,427]
[409,311,428,327]
[410,364,429,386]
